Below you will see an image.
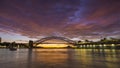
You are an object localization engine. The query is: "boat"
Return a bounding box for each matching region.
[9,47,17,51]
[9,42,17,51]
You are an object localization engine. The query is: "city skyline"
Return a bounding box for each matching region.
[0,0,120,42]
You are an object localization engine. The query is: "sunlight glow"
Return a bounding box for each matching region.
[37,44,69,48]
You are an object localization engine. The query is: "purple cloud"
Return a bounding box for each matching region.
[0,0,120,42]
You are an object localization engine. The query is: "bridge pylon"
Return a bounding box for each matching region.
[29,40,33,49]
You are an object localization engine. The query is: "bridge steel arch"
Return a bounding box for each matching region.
[34,36,76,46]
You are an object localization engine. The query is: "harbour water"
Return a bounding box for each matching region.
[0,49,120,68]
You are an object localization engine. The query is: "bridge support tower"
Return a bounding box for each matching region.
[29,40,33,49]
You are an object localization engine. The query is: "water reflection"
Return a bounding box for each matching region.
[0,49,120,68]
[75,49,120,68]
[34,49,68,64]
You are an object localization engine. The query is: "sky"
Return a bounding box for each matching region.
[0,0,120,42]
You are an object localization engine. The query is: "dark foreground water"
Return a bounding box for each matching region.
[0,49,120,68]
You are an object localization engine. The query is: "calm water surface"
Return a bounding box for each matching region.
[0,49,120,68]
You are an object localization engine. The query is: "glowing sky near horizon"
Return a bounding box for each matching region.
[0,0,120,42]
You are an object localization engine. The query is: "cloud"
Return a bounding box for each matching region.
[0,0,120,41]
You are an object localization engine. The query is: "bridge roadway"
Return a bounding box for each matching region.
[34,43,74,44]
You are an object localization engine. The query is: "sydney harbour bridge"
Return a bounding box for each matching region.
[34,36,75,44]
[30,36,76,48]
